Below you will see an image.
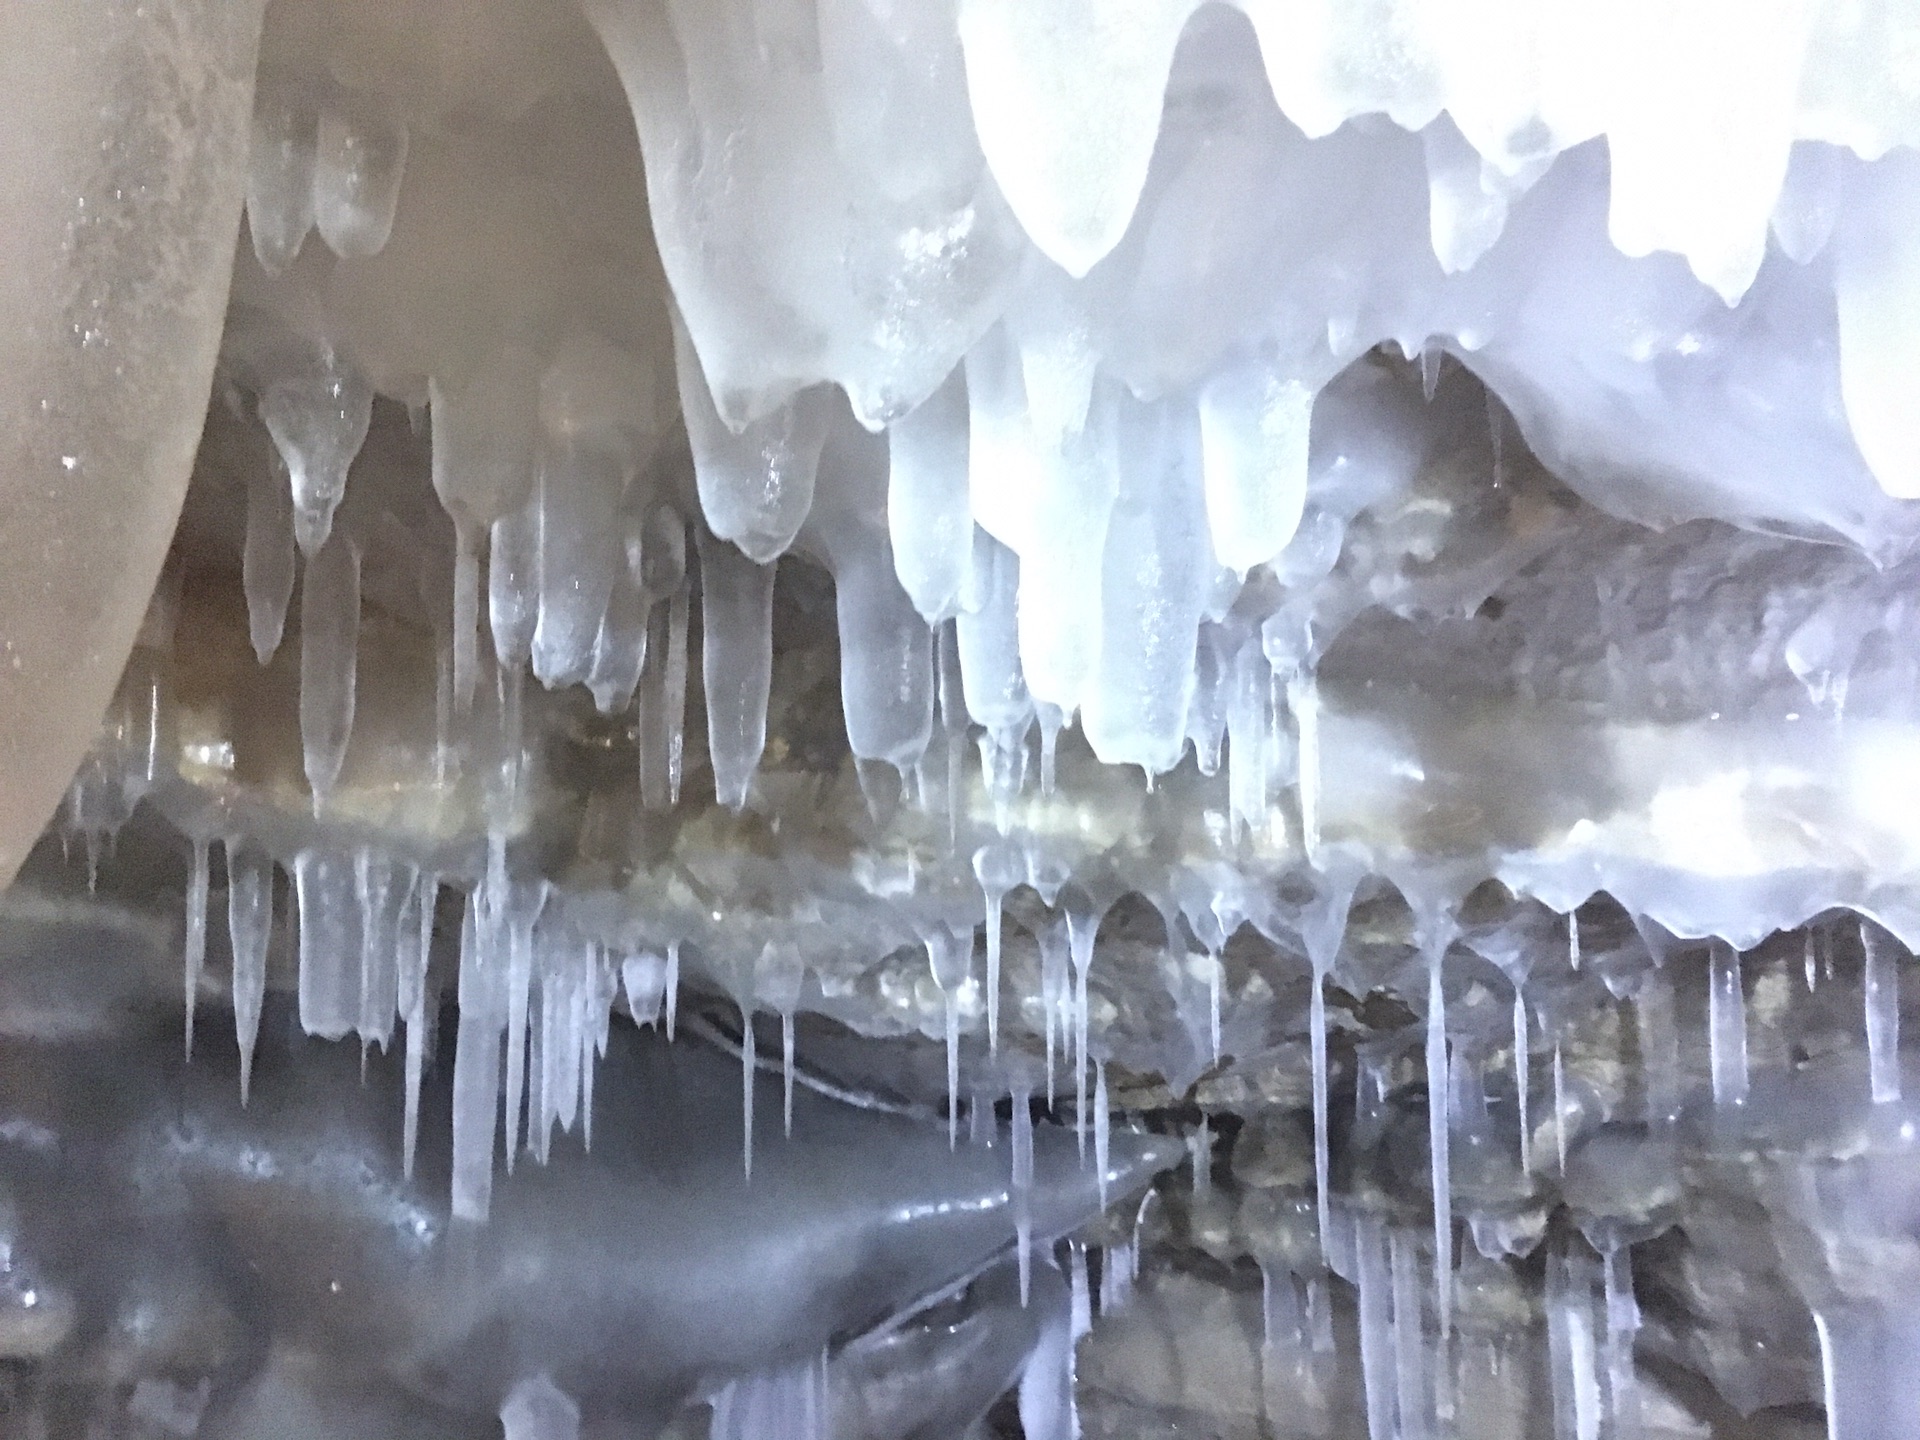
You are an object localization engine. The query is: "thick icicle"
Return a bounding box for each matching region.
[1708,942,1750,1111]
[354,850,399,1056]
[1356,1217,1396,1440]
[697,528,777,810]
[246,83,317,274]
[888,365,972,621]
[294,849,359,1042]
[298,532,361,809]
[1862,918,1902,1106]
[1069,1243,1092,1341]
[225,842,272,1105]
[243,456,296,664]
[258,347,373,558]
[183,836,209,1060]
[452,887,503,1223]
[1198,360,1314,575]
[313,101,409,260]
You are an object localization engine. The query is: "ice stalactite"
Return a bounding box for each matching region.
[928,927,971,1148]
[402,874,436,1179]
[452,880,503,1223]
[1862,919,1902,1106]
[698,527,777,811]
[246,81,318,275]
[1709,941,1751,1112]
[297,532,361,809]
[294,849,358,1042]
[974,842,1021,1054]
[183,836,209,1060]
[1011,1080,1034,1306]
[312,99,408,261]
[1064,889,1104,1160]
[1093,1059,1109,1209]
[257,346,373,558]
[225,841,272,1105]
[242,455,296,663]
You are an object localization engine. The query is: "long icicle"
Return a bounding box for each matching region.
[184,836,210,1060]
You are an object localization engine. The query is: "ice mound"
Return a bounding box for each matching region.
[11,0,1920,1435]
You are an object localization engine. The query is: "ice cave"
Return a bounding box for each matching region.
[5,0,1920,1436]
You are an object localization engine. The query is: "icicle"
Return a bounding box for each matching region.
[1069,1243,1092,1340]
[1037,703,1063,798]
[504,902,536,1169]
[1806,930,1819,992]
[452,886,503,1223]
[698,529,777,810]
[928,930,970,1149]
[1708,942,1750,1110]
[402,875,436,1180]
[1603,1245,1642,1440]
[313,101,409,259]
[974,843,1021,1055]
[294,849,359,1041]
[970,1088,991,1147]
[1310,968,1332,1248]
[299,532,362,809]
[1017,1288,1077,1440]
[258,347,373,557]
[1391,1229,1431,1440]
[1425,930,1454,1340]
[782,1009,796,1140]
[1065,895,1100,1161]
[1208,952,1222,1066]
[1637,967,1679,1131]
[1554,1041,1569,1175]
[243,456,296,663]
[354,849,397,1056]
[1102,1243,1131,1315]
[665,941,681,1041]
[1569,909,1581,970]
[246,83,317,273]
[1514,983,1532,1174]
[183,837,209,1060]
[1356,1217,1397,1440]
[1093,1060,1110,1210]
[741,999,756,1180]
[1863,918,1902,1106]
[1011,1083,1034,1306]
[225,842,272,1105]
[1189,1118,1212,1196]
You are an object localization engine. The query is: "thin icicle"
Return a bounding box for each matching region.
[1568,909,1581,970]
[1426,940,1453,1340]
[1708,942,1750,1110]
[183,837,210,1060]
[1553,1041,1570,1175]
[1208,952,1222,1066]
[1310,969,1331,1253]
[665,941,681,1041]
[974,844,1020,1055]
[1069,1243,1092,1341]
[1356,1217,1396,1440]
[945,990,960,1149]
[1065,897,1099,1161]
[1094,1060,1110,1209]
[1862,918,1902,1106]
[226,842,272,1105]
[782,1010,796,1139]
[1190,1117,1212,1196]
[402,875,436,1179]
[1513,984,1532,1174]
[504,905,535,1170]
[1391,1229,1431,1440]
[741,999,756,1180]
[1012,1083,1034,1306]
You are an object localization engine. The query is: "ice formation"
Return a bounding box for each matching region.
[11,0,1920,1435]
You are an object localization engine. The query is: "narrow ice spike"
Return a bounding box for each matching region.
[1094,1059,1110,1209]
[741,998,756,1180]
[225,841,272,1106]
[1862,918,1902,1106]
[1011,1081,1034,1306]
[782,1009,796,1140]
[183,836,209,1060]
